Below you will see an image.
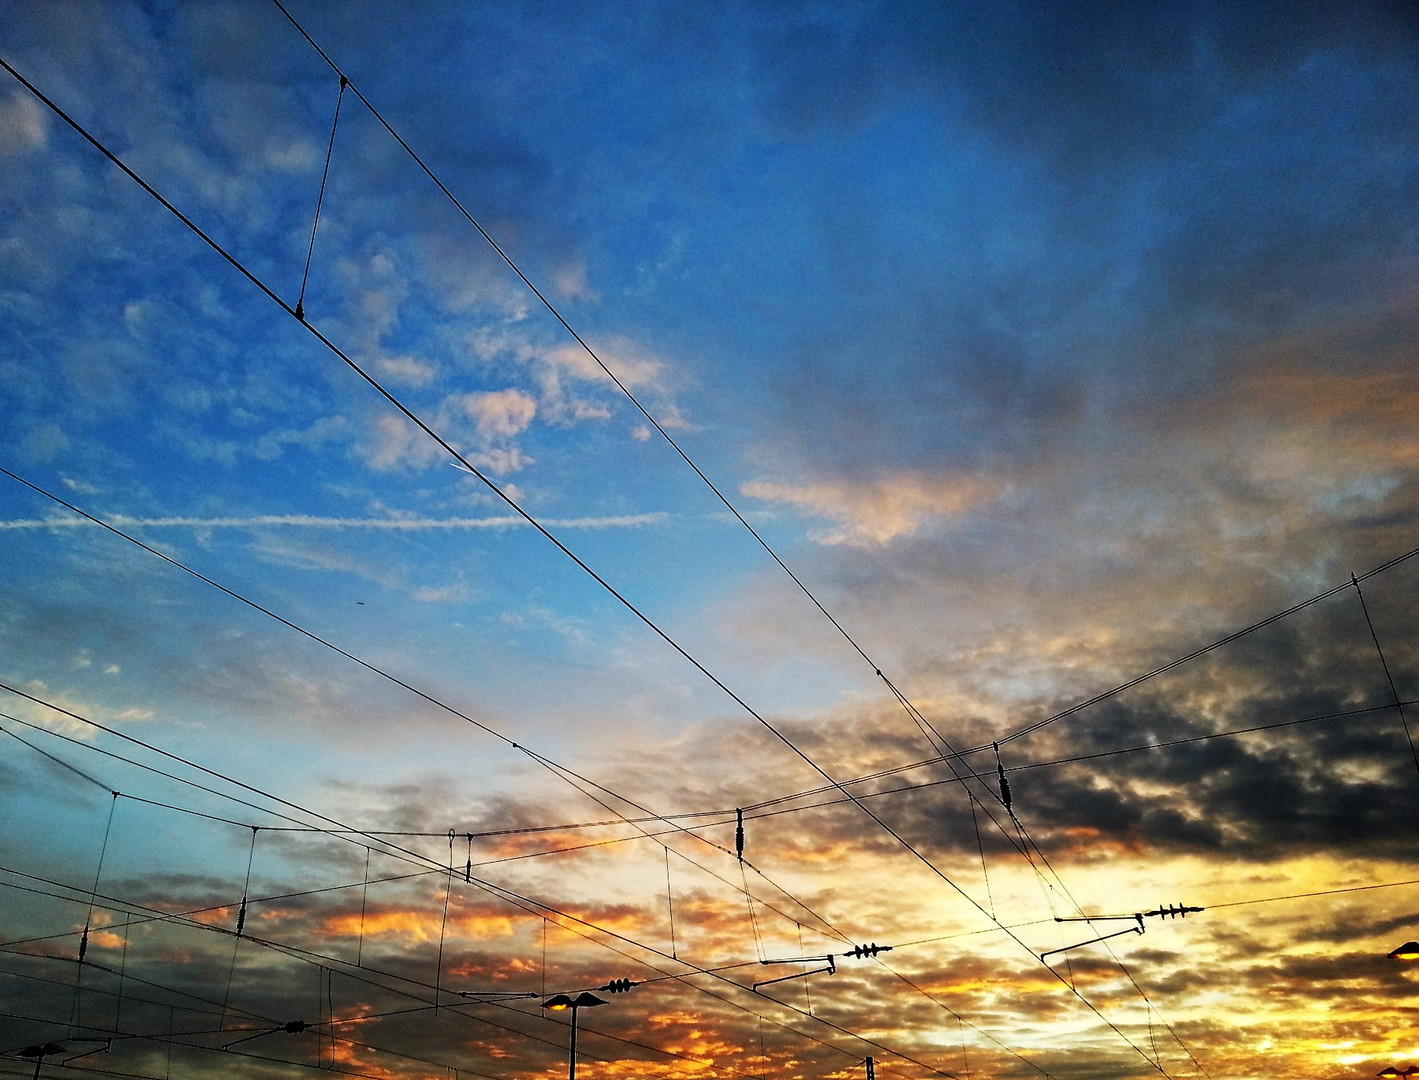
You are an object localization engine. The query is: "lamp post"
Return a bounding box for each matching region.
[540,992,607,1080]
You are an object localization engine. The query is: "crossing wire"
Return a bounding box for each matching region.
[0,46,1283,1075]
[0,699,975,1080]
[2,673,847,954]
[0,862,965,1080]
[261,0,1100,994]
[244,27,1376,1072]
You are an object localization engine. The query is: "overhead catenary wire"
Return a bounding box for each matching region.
[0,715,978,1080]
[9,641,1408,1002]
[0,466,872,966]
[5,37,1396,1072]
[237,24,1390,1076]
[0,864,969,1080]
[21,845,1411,1078]
[246,12,1157,1051]
[979,545,1419,755]
[0,865,858,1080]
[254,5,1116,1031]
[0,469,816,902]
[0,691,850,967]
[15,689,1409,851]
[7,606,1391,1079]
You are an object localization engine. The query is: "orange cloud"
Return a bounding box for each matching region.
[742,471,1000,546]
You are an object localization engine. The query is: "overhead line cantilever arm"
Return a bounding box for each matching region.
[753,957,836,992]
[1041,924,1145,962]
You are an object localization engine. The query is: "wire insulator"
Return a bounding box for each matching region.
[993,742,1013,811]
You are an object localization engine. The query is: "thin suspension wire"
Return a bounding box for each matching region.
[72,790,118,1032]
[742,860,766,962]
[435,830,454,1008]
[1,722,108,789]
[220,826,259,1028]
[295,73,345,320]
[665,845,678,960]
[1351,572,1419,777]
[357,845,370,967]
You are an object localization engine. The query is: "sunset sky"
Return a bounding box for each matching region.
[2,2,1419,1079]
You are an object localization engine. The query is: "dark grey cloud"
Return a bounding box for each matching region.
[729,559,1419,873]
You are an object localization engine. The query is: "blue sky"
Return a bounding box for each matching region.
[2,3,1419,1079]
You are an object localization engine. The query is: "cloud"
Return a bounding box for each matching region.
[412,581,471,604]
[1,679,154,740]
[16,419,69,463]
[541,337,670,394]
[0,90,47,156]
[251,415,349,461]
[742,472,1001,546]
[375,355,437,387]
[0,512,665,532]
[448,388,537,441]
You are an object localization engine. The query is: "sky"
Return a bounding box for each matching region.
[1,2,1418,1079]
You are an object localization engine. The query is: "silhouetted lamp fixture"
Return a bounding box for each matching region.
[18,1044,66,1080]
[15,1039,109,1079]
[1387,941,1419,960]
[541,992,608,1080]
[1377,1067,1419,1078]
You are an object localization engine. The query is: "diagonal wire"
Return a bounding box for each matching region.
[294,73,346,321]
[0,50,1204,1074]
[1351,572,1419,777]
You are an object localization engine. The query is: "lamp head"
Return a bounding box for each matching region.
[1388,941,1419,960]
[541,992,608,1010]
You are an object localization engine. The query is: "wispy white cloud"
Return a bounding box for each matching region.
[0,512,668,531]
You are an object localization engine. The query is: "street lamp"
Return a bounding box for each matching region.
[1387,941,1419,960]
[541,992,607,1080]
